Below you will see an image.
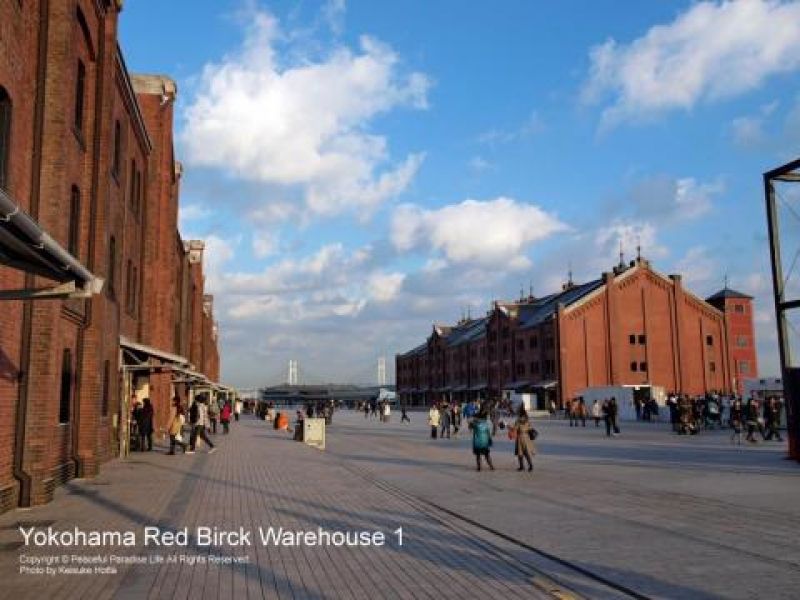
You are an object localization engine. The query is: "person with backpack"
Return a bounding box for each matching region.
[188,396,216,454]
[469,410,494,471]
[167,397,187,454]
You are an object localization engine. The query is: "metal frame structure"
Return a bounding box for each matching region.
[0,187,103,299]
[764,157,800,461]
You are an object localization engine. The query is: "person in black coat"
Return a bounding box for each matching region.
[137,398,154,451]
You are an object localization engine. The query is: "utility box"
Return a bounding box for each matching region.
[303,418,326,450]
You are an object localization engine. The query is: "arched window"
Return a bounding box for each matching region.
[68,186,80,256]
[0,87,11,190]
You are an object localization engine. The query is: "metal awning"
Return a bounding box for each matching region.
[503,380,530,391]
[468,383,488,391]
[120,336,190,367]
[0,188,103,299]
[531,380,558,389]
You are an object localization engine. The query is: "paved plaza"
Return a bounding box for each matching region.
[0,410,798,599]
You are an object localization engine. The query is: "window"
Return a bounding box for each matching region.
[107,235,116,298]
[0,87,10,190]
[638,334,646,345]
[706,335,713,346]
[531,361,539,374]
[630,361,638,372]
[101,360,110,416]
[734,304,745,314]
[529,336,538,349]
[112,120,121,178]
[739,361,750,374]
[639,362,647,372]
[59,349,73,423]
[125,259,132,311]
[516,363,525,376]
[710,361,716,373]
[132,266,138,314]
[74,61,85,133]
[736,336,748,348]
[129,159,136,209]
[68,186,80,256]
[629,334,636,345]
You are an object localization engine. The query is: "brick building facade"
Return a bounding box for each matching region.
[397,257,757,408]
[0,1,222,514]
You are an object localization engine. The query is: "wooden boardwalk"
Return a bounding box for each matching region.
[0,415,560,600]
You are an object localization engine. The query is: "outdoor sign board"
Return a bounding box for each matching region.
[304,418,326,450]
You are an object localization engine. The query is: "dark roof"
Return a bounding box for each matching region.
[706,288,753,302]
[446,317,487,347]
[518,279,603,329]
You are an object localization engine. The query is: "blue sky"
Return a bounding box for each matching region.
[119,1,800,386]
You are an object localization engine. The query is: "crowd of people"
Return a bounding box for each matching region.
[663,392,785,444]
[421,399,537,472]
[129,393,243,456]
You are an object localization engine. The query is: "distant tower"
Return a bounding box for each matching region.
[288,359,299,386]
[378,356,387,386]
[706,286,757,397]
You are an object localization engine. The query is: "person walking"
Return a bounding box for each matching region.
[382,401,391,423]
[745,398,761,443]
[234,398,242,422]
[764,397,783,442]
[452,402,461,437]
[428,404,440,439]
[569,398,578,427]
[577,397,587,427]
[469,410,494,471]
[167,397,187,454]
[220,401,232,434]
[188,397,216,454]
[401,404,411,423]
[729,398,744,445]
[591,399,601,427]
[137,398,154,451]
[364,402,370,419]
[512,405,534,472]
[440,403,451,439]
[208,397,218,434]
[609,397,620,435]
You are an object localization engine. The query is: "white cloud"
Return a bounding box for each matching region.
[478,111,544,145]
[583,0,800,127]
[468,156,492,173]
[367,271,405,302]
[391,197,567,268]
[182,8,430,218]
[593,220,667,263]
[630,175,724,222]
[673,246,719,287]
[179,204,213,221]
[252,231,279,259]
[731,115,767,147]
[201,234,239,294]
[674,177,722,220]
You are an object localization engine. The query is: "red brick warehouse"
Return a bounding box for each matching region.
[396,256,758,409]
[0,0,224,514]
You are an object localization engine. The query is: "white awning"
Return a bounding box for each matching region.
[120,336,190,367]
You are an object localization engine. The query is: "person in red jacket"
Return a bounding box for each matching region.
[221,401,232,434]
